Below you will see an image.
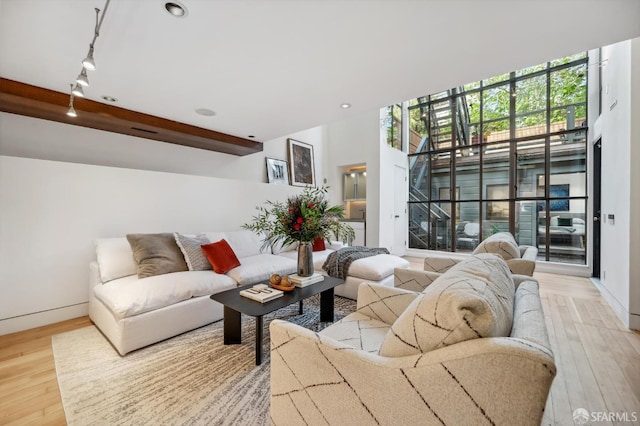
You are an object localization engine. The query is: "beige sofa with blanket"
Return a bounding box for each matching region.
[270,254,555,425]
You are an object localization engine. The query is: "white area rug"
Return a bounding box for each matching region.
[52,295,355,425]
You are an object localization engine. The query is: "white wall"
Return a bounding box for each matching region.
[0,155,302,334]
[594,38,640,329]
[326,110,381,247]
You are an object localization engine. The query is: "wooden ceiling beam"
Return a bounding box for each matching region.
[0,78,262,156]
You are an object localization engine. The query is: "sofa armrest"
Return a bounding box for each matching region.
[512,273,538,288]
[423,256,461,273]
[506,258,536,276]
[355,283,419,325]
[394,268,441,292]
[519,245,538,261]
[270,319,556,426]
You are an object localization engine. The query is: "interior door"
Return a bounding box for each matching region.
[394,165,407,256]
[592,138,602,278]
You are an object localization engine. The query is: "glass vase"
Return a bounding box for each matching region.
[297,241,314,277]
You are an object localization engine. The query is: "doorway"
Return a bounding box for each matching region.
[592,138,602,278]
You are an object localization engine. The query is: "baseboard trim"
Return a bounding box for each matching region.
[590,278,634,330]
[0,303,88,335]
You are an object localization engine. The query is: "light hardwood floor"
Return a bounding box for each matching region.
[0,270,638,425]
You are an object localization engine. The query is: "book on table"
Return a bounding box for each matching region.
[288,273,324,287]
[239,287,284,303]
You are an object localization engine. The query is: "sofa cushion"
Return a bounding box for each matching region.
[320,312,390,353]
[271,240,298,255]
[346,254,410,281]
[126,233,188,279]
[226,254,296,285]
[93,270,236,319]
[95,237,137,283]
[472,231,520,260]
[202,239,241,274]
[174,233,212,271]
[225,230,268,258]
[379,254,515,357]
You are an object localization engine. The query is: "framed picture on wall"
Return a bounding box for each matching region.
[265,158,289,185]
[287,139,316,187]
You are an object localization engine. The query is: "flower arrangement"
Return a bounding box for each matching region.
[243,186,355,249]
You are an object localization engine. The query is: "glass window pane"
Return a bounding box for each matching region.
[483,118,510,142]
[483,83,510,121]
[516,62,547,77]
[483,72,510,86]
[408,203,452,251]
[515,201,537,247]
[455,202,480,253]
[483,201,509,239]
[409,106,428,153]
[431,153,451,201]
[516,138,545,198]
[550,52,586,67]
[408,203,429,249]
[455,146,480,200]
[537,199,586,264]
[409,154,429,201]
[430,100,453,150]
[550,64,586,109]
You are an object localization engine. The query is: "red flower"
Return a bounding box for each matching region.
[308,202,315,208]
[296,217,304,224]
[293,223,301,231]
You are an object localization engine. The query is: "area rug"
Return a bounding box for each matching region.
[52,294,356,425]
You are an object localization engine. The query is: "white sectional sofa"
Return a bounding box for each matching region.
[89,230,409,355]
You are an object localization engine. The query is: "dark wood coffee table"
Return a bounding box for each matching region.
[210,275,344,365]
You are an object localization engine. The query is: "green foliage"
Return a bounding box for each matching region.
[243,186,355,250]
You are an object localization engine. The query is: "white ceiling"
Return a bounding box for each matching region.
[1,0,639,144]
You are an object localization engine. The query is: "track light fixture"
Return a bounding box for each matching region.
[66,0,111,117]
[76,68,90,87]
[72,83,85,97]
[67,84,77,117]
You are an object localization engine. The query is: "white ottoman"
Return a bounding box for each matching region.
[321,254,410,300]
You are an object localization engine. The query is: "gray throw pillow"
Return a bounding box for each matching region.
[174,233,212,271]
[126,233,188,278]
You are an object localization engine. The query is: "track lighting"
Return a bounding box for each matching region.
[65,0,111,117]
[76,68,90,87]
[72,84,85,97]
[67,84,77,117]
[82,46,96,71]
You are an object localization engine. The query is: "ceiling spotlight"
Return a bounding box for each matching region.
[82,45,96,71]
[76,68,90,87]
[102,95,117,102]
[67,84,77,117]
[340,103,351,109]
[72,84,85,97]
[165,2,188,17]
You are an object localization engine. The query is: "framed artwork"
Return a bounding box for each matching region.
[265,157,289,185]
[287,139,316,187]
[538,184,570,211]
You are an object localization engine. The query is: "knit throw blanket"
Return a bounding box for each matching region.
[322,246,390,280]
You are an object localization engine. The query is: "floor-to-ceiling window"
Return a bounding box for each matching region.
[406,53,588,264]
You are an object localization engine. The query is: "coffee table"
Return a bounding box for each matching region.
[210,275,345,365]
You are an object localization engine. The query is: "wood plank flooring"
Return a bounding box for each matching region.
[0,268,638,425]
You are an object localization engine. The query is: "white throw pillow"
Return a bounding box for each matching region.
[95,237,137,283]
[379,254,515,357]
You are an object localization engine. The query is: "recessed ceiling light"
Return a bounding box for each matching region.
[340,103,351,109]
[101,95,117,102]
[248,135,255,138]
[164,1,188,18]
[195,108,216,116]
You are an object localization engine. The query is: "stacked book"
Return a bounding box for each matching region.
[239,287,283,303]
[289,273,324,287]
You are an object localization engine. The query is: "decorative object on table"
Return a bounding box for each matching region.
[243,186,355,277]
[323,246,390,280]
[289,273,324,287]
[287,138,316,187]
[265,157,289,185]
[271,275,295,292]
[239,284,284,303]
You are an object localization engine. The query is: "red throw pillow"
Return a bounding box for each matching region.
[312,237,326,252]
[201,239,241,274]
